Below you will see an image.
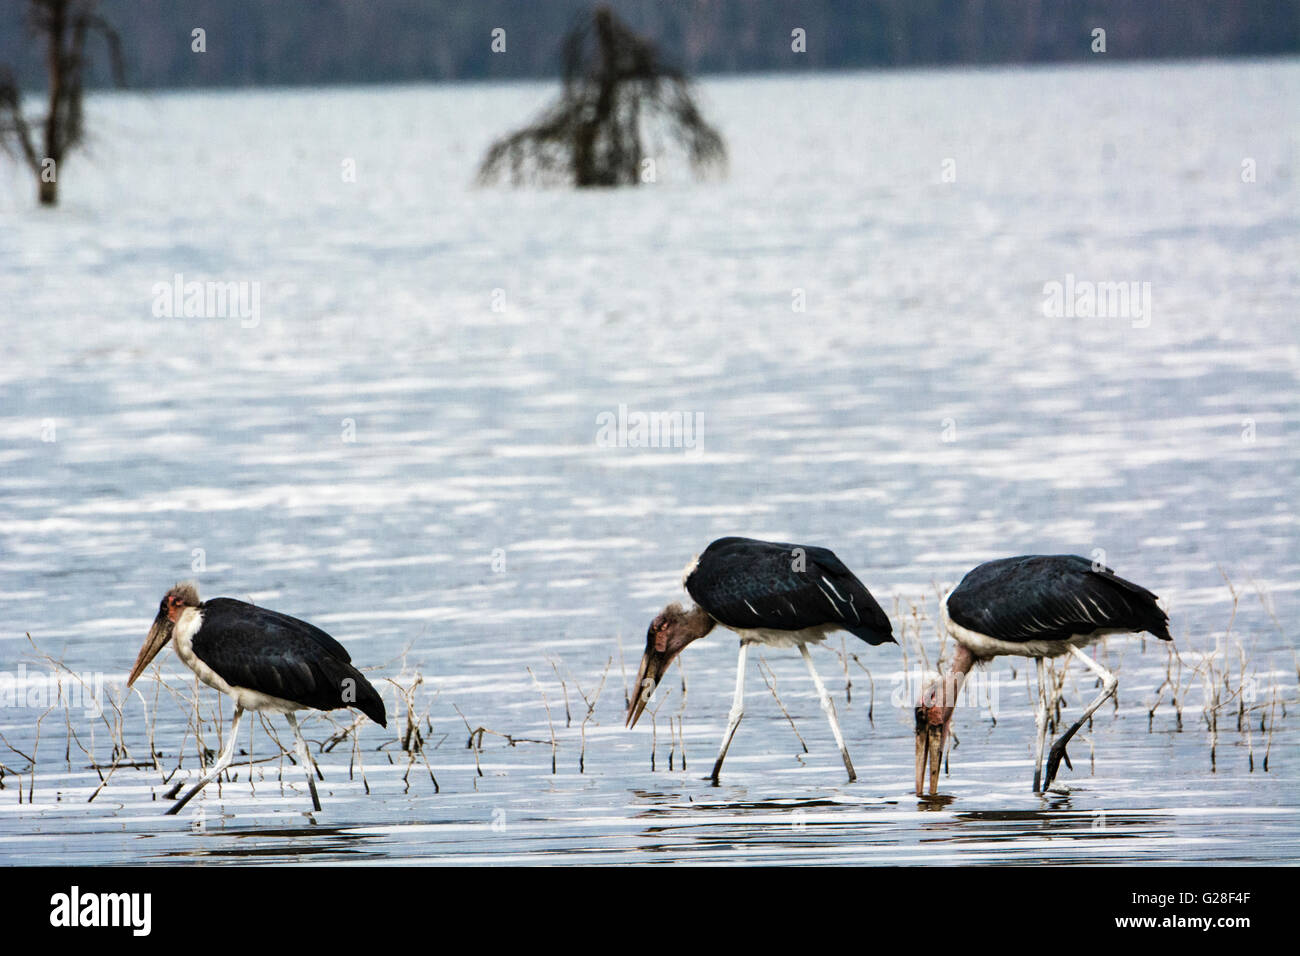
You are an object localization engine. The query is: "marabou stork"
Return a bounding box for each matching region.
[915,555,1170,796]
[127,582,387,814]
[625,536,894,783]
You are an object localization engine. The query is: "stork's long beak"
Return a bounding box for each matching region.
[625,647,669,729]
[127,612,173,688]
[914,706,945,797]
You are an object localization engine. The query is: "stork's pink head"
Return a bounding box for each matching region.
[128,582,200,688]
[624,603,713,729]
[914,644,977,797]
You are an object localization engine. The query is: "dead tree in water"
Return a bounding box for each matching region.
[0,0,124,206]
[478,6,725,187]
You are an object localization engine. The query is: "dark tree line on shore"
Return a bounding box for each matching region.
[1,0,1296,91]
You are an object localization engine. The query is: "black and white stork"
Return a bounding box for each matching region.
[915,555,1170,796]
[127,582,387,815]
[625,536,894,783]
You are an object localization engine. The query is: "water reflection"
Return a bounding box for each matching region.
[161,825,377,861]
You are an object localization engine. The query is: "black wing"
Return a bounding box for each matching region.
[192,599,387,726]
[946,555,1170,644]
[685,536,894,645]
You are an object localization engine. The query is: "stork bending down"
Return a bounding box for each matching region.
[915,555,1170,795]
[625,537,894,783]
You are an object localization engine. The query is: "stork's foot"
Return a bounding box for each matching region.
[1042,741,1073,791]
[165,778,208,816]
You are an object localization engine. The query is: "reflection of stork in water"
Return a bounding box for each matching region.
[625,537,894,783]
[128,582,387,814]
[915,555,1170,796]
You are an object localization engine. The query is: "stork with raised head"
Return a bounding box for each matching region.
[127,582,387,815]
[915,555,1170,796]
[625,536,894,783]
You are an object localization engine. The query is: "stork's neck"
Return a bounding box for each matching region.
[934,642,977,722]
[948,642,976,679]
[683,604,716,642]
[170,606,206,676]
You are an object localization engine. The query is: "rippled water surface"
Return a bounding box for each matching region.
[0,60,1297,864]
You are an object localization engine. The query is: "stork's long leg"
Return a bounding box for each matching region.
[285,712,322,811]
[1042,646,1118,791]
[166,706,244,816]
[709,641,749,784]
[1032,658,1049,793]
[799,644,856,782]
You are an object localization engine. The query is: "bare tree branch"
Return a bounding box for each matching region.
[1,0,127,205]
[479,5,725,188]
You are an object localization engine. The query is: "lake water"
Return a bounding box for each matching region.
[0,59,1297,865]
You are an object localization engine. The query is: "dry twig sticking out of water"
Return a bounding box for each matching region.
[574,656,611,773]
[756,654,808,756]
[848,655,876,725]
[648,684,672,772]
[383,672,439,794]
[526,666,558,774]
[549,658,572,729]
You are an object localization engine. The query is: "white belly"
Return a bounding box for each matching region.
[172,607,304,714]
[721,622,837,649]
[941,602,1120,659]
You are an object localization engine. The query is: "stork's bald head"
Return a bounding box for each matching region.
[128,582,201,688]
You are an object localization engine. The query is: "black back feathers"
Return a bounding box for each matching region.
[685,536,893,645]
[946,555,1170,645]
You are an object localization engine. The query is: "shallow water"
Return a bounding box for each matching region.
[0,59,1297,864]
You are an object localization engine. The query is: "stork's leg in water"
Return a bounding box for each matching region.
[1043,646,1118,791]
[286,712,322,811]
[709,641,749,784]
[1032,658,1049,793]
[799,644,856,782]
[166,706,244,816]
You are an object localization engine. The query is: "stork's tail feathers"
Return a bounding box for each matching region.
[1140,604,1172,642]
[354,675,388,727]
[846,614,895,646]
[1094,566,1172,642]
[323,657,388,727]
[1134,590,1173,641]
